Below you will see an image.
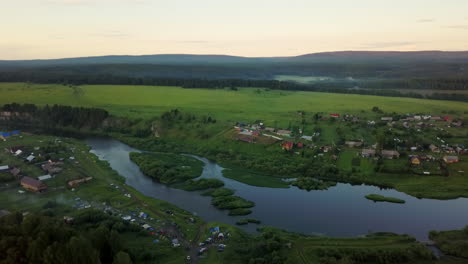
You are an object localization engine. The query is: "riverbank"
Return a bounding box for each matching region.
[87,137,468,241]
[2,134,468,263]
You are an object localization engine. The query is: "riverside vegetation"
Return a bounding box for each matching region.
[0,82,465,263]
[2,134,464,263]
[0,83,467,201]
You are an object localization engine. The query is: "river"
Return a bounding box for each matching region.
[86,137,468,240]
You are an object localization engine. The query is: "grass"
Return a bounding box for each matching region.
[221,166,289,188]
[1,82,467,200]
[429,226,468,259]
[180,178,224,191]
[202,187,235,197]
[1,82,467,126]
[211,195,255,210]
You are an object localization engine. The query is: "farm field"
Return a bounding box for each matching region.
[1,83,467,126]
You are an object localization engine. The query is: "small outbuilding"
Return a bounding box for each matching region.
[381,150,400,159]
[443,156,460,164]
[361,149,376,157]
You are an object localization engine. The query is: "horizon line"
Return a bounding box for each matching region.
[2,49,468,61]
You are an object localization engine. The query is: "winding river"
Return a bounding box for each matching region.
[86,137,468,241]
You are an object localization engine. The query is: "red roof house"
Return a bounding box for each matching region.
[330,113,340,118]
[281,142,294,151]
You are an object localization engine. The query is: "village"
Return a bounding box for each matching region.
[233,111,466,178]
[0,132,232,262]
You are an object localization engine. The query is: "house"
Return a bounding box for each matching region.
[281,142,294,151]
[381,150,400,159]
[361,149,376,157]
[38,175,52,181]
[442,116,452,122]
[20,176,47,192]
[443,156,459,164]
[430,116,441,121]
[410,157,421,165]
[429,144,440,153]
[142,224,151,230]
[345,141,363,148]
[381,117,393,122]
[0,165,9,171]
[330,113,340,118]
[301,135,313,141]
[297,142,304,148]
[63,216,74,224]
[321,146,332,153]
[42,163,62,174]
[410,146,418,151]
[452,120,463,127]
[10,167,21,178]
[264,127,275,132]
[276,130,292,137]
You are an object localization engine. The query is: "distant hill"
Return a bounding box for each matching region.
[2,51,468,67]
[289,51,468,63]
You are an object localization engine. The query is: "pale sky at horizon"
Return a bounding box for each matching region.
[1,0,468,60]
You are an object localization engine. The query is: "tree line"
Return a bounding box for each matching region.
[1,71,468,102]
[0,103,109,131]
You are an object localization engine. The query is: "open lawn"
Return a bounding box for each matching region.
[1,82,468,127]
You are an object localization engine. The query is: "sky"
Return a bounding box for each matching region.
[1,0,468,59]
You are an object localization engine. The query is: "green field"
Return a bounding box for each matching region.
[1,83,467,126]
[221,166,290,188]
[1,82,468,199]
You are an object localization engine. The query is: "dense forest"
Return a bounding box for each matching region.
[0,103,109,133]
[0,209,172,264]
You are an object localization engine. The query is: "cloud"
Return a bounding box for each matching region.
[175,40,213,44]
[89,30,130,38]
[445,25,468,30]
[358,41,421,49]
[44,0,147,5]
[416,18,435,23]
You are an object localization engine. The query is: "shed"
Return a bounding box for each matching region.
[345,141,363,148]
[10,167,21,178]
[38,175,52,181]
[26,155,35,162]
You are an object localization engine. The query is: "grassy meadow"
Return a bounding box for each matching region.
[1,83,468,126]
